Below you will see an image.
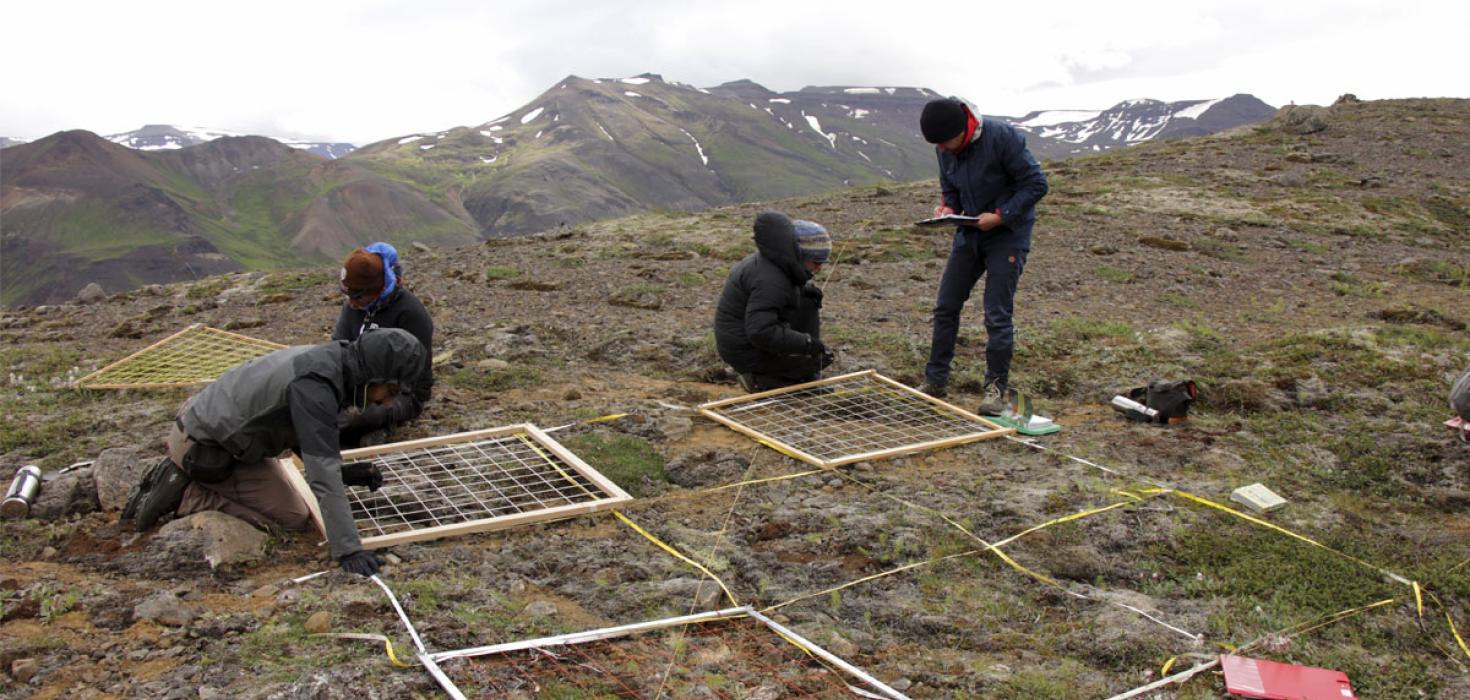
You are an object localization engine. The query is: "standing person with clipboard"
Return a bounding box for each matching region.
[916,97,1049,415]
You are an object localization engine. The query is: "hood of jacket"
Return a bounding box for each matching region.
[752,210,811,286]
[344,328,426,403]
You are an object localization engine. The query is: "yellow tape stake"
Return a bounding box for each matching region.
[1159,656,1178,676]
[586,413,628,424]
[312,633,413,668]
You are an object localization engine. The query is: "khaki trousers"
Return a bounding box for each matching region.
[167,403,311,533]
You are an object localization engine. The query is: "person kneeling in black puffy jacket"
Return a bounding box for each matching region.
[713,212,834,392]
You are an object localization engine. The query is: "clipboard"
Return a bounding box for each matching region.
[914,214,980,227]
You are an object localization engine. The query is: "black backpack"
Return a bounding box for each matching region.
[1127,379,1197,424]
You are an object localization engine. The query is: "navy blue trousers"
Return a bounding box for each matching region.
[924,231,1027,388]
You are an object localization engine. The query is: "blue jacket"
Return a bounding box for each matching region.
[937,117,1049,251]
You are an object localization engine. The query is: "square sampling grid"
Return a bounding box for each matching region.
[74,324,285,389]
[426,608,907,700]
[291,425,632,549]
[699,370,1010,468]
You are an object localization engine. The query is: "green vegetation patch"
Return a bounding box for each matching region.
[560,431,666,497]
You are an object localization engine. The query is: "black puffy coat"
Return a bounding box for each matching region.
[332,287,433,427]
[713,212,818,373]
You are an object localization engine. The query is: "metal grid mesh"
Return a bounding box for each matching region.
[345,432,616,539]
[442,616,871,699]
[74,324,285,389]
[702,371,1004,467]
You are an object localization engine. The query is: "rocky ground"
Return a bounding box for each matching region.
[2,97,1469,699]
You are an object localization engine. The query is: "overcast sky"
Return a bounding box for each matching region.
[3,0,1465,145]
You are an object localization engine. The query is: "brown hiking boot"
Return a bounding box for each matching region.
[977,382,1008,416]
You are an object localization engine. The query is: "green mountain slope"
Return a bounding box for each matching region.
[346,74,940,236]
[0,132,478,305]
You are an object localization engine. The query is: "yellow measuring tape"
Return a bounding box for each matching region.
[517,433,741,608]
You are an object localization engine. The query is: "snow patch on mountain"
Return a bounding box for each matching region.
[1174,98,1224,120]
[680,128,710,167]
[804,114,836,149]
[1018,110,1102,127]
[521,107,545,124]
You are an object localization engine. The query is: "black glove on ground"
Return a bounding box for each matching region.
[339,549,381,576]
[820,347,835,369]
[341,461,384,491]
[807,339,828,359]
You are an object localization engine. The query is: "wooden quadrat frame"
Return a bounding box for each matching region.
[73,323,285,390]
[699,369,1012,468]
[286,424,633,549]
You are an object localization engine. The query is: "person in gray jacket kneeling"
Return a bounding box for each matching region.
[122,329,426,576]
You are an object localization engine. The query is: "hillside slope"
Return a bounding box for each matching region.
[1,98,1467,698]
[0,131,478,305]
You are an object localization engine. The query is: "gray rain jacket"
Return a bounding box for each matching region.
[180,329,426,558]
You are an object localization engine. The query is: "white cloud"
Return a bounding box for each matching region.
[0,0,1465,142]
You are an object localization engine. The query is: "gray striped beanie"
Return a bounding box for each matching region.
[793,220,831,264]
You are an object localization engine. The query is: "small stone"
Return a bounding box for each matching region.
[303,611,331,634]
[249,584,280,598]
[412,242,432,253]
[563,388,582,401]
[41,546,58,560]
[826,633,858,658]
[10,658,38,683]
[76,282,106,304]
[524,600,558,617]
[134,592,196,627]
[475,358,512,370]
[199,687,225,700]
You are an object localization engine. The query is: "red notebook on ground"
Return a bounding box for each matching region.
[1221,655,1355,699]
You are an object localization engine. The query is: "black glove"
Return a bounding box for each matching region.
[339,549,381,577]
[345,403,393,431]
[807,338,828,359]
[820,347,835,369]
[341,462,384,491]
[802,281,824,307]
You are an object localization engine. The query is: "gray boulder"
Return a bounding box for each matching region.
[153,511,269,571]
[133,591,196,627]
[31,466,99,520]
[92,448,148,511]
[75,282,106,304]
[1277,105,1329,135]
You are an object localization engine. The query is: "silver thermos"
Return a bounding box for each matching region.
[1110,395,1160,422]
[2,465,43,519]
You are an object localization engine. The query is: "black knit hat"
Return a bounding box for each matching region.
[920,98,968,143]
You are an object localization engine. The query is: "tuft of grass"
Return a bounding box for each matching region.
[485,265,521,281]
[561,431,666,497]
[1095,266,1136,283]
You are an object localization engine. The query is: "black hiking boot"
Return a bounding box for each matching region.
[121,457,189,531]
[916,381,948,399]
